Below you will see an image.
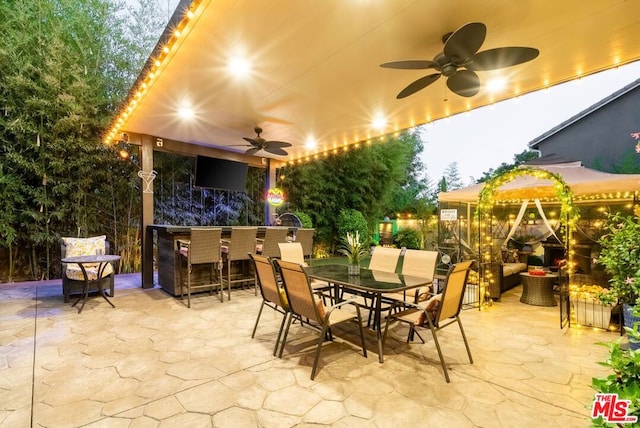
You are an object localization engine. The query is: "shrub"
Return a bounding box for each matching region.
[336,209,369,244]
[527,255,544,266]
[596,212,640,305]
[313,243,330,259]
[591,331,640,425]
[293,210,313,228]
[393,228,422,249]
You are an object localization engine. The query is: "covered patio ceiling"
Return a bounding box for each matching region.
[106,0,640,164]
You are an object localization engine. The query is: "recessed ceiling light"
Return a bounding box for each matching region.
[372,114,387,131]
[305,136,317,149]
[486,77,507,93]
[228,56,252,77]
[178,106,194,120]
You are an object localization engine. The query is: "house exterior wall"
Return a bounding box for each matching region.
[531,86,640,171]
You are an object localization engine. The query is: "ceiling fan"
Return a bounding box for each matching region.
[237,126,292,156]
[380,22,539,98]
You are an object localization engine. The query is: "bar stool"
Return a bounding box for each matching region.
[221,227,258,299]
[177,228,223,307]
[256,227,290,258]
[294,228,315,265]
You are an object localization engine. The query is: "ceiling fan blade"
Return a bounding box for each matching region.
[443,22,486,64]
[265,147,288,156]
[265,140,292,148]
[245,147,261,155]
[380,60,439,70]
[397,73,441,99]
[243,137,259,145]
[447,70,480,97]
[468,47,540,71]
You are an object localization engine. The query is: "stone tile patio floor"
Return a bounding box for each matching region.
[0,273,617,427]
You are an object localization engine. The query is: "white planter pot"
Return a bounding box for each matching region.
[570,297,612,329]
[463,284,479,305]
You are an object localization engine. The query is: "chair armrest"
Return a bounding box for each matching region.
[389,299,423,313]
[415,287,434,303]
[325,297,359,312]
[322,297,361,323]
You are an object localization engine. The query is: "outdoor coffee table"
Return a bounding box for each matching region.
[61,255,120,313]
[305,264,432,363]
[519,272,558,306]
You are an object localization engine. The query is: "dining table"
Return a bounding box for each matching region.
[305,264,432,363]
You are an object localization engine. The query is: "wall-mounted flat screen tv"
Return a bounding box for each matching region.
[194,156,248,192]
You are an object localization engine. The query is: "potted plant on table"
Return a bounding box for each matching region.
[338,231,368,276]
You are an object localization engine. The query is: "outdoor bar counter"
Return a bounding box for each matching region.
[146,225,296,295]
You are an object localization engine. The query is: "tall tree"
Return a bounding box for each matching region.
[0,0,165,279]
[477,149,539,183]
[281,130,424,246]
[442,162,463,190]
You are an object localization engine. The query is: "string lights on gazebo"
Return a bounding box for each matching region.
[476,168,580,305]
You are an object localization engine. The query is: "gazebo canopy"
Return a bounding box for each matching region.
[438,154,640,203]
[107,0,640,163]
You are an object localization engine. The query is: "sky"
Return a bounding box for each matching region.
[420,61,640,185]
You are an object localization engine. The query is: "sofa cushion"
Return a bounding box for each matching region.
[503,262,527,277]
[62,236,113,281]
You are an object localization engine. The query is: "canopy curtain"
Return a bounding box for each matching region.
[504,199,563,247]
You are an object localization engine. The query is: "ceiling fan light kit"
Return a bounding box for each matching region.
[381,22,539,99]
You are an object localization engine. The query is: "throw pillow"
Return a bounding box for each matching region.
[414,293,442,326]
[315,298,326,322]
[62,236,113,280]
[278,287,289,309]
[501,248,519,263]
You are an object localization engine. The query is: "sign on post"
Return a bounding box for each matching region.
[440,209,458,221]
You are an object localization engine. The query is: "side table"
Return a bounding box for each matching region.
[519,272,558,306]
[61,255,120,313]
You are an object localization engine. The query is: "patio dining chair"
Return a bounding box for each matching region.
[177,228,223,307]
[384,249,438,307]
[274,259,368,380]
[278,242,333,297]
[383,260,474,383]
[347,246,402,326]
[249,254,290,356]
[278,242,307,265]
[369,246,402,272]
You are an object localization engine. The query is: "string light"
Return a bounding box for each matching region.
[103,0,205,145]
[103,0,631,160]
[476,167,580,302]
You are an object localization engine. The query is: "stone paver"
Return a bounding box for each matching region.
[0,273,615,427]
